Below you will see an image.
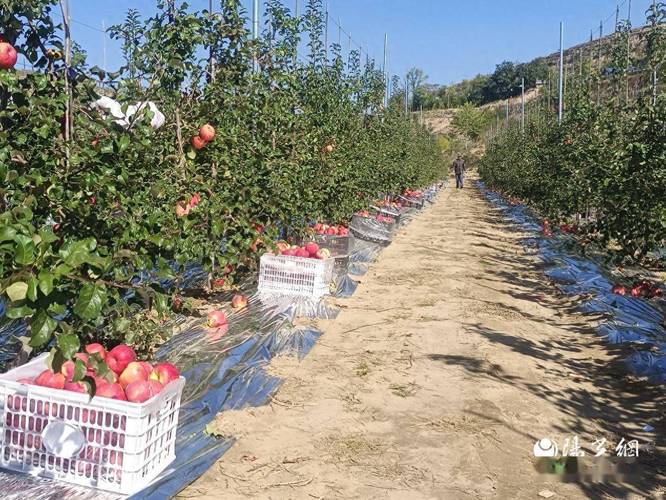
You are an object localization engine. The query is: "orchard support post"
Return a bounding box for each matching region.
[558,21,564,123]
[521,77,525,133]
[252,0,259,72]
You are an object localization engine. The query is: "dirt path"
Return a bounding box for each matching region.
[180,173,663,499]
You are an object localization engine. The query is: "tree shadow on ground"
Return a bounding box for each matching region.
[424,186,666,498]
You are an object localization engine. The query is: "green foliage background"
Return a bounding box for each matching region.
[0,0,444,373]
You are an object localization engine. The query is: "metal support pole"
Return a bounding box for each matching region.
[102,20,106,75]
[404,77,408,115]
[558,21,564,123]
[521,77,525,132]
[628,0,632,24]
[294,0,299,64]
[383,33,388,107]
[338,17,341,46]
[615,4,619,32]
[597,21,602,106]
[252,0,259,72]
[324,2,328,62]
[653,0,658,105]
[208,0,215,81]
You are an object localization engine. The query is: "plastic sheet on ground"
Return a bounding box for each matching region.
[349,215,395,246]
[0,295,322,499]
[348,238,385,276]
[478,180,666,384]
[0,183,444,498]
[332,267,358,298]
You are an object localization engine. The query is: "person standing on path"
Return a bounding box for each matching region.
[452,155,466,189]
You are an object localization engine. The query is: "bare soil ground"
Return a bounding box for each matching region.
[179,173,664,500]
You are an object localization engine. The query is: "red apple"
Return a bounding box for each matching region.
[305,242,319,256]
[61,360,75,381]
[147,379,164,396]
[34,369,65,389]
[0,42,17,70]
[207,310,227,328]
[176,200,191,217]
[118,361,150,390]
[316,248,331,259]
[92,374,110,389]
[125,380,161,403]
[631,285,642,298]
[191,135,208,150]
[64,381,87,394]
[96,383,127,401]
[188,192,201,209]
[108,344,137,374]
[149,362,180,386]
[231,294,248,310]
[611,284,626,296]
[139,361,153,374]
[74,352,90,366]
[199,124,215,142]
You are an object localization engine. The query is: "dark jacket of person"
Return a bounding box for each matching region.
[453,158,466,175]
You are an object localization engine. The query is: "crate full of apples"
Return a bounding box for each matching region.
[306,223,353,258]
[259,243,335,299]
[349,211,396,244]
[0,343,185,495]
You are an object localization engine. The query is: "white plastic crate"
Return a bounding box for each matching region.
[0,353,185,495]
[258,254,335,299]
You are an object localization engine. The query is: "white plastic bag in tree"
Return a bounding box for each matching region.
[93,97,165,130]
[125,101,165,130]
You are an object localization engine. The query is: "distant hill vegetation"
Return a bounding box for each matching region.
[416,24,654,111]
[415,58,549,110]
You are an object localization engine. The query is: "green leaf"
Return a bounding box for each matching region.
[29,310,57,347]
[57,333,80,359]
[47,348,66,374]
[117,135,130,153]
[71,359,87,383]
[154,293,168,314]
[53,263,73,277]
[47,301,67,316]
[38,270,55,296]
[5,304,36,319]
[81,375,96,398]
[5,281,28,301]
[59,239,95,267]
[73,283,107,320]
[0,226,16,242]
[14,234,36,265]
[38,227,60,244]
[26,276,38,301]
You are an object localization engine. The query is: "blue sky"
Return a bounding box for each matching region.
[35,0,656,86]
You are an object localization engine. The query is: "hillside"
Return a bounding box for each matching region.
[418,23,655,112]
